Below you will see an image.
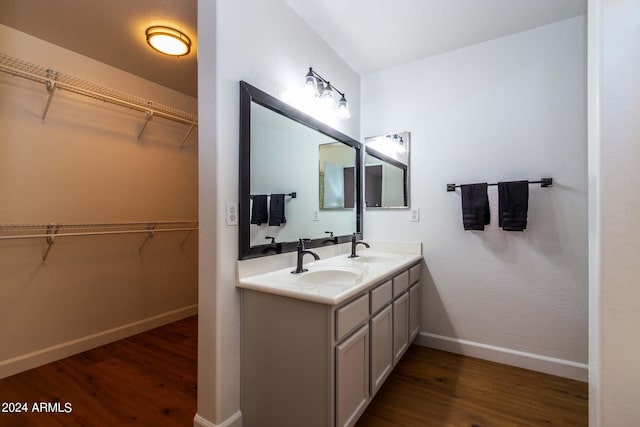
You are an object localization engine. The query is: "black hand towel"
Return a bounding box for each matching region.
[460,183,490,230]
[250,195,268,225]
[268,194,287,226]
[498,181,529,231]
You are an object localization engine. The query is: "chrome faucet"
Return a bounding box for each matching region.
[324,231,338,245]
[291,238,320,274]
[262,236,282,254]
[349,233,370,258]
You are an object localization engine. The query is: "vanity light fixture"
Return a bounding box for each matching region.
[304,67,351,119]
[146,26,192,57]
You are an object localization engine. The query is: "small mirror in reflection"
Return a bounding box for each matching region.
[319,142,356,209]
[364,131,410,208]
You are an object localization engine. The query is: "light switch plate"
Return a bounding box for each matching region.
[410,208,420,222]
[226,202,238,226]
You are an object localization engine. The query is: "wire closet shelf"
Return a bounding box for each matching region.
[0,53,198,147]
[0,221,199,261]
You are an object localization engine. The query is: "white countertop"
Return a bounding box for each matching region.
[237,245,422,306]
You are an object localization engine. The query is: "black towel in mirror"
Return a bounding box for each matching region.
[250,195,268,225]
[498,181,529,231]
[268,194,286,226]
[460,183,490,230]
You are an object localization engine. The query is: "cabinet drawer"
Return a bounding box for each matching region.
[336,294,370,341]
[392,270,409,298]
[370,280,392,314]
[409,264,421,285]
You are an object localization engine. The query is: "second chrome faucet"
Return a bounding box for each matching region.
[349,233,370,258]
[291,238,320,274]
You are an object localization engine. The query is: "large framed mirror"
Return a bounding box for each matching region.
[239,81,362,260]
[364,131,410,208]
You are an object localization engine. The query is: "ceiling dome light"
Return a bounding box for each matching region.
[146,26,192,57]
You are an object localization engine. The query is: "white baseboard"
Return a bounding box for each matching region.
[415,332,588,382]
[194,411,242,427]
[0,304,198,379]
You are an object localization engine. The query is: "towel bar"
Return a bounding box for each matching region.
[250,192,297,199]
[447,178,552,192]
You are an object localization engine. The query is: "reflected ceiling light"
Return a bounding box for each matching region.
[146,26,192,57]
[304,67,350,120]
[390,134,406,153]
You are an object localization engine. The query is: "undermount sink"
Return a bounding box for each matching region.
[296,266,364,285]
[238,245,423,304]
[351,254,400,264]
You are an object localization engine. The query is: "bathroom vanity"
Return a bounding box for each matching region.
[238,243,422,427]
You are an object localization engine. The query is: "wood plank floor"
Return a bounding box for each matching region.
[356,345,588,427]
[0,316,197,427]
[0,317,587,427]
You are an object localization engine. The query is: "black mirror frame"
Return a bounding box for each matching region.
[239,81,362,260]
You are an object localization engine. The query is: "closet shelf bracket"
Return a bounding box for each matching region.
[42,224,60,262]
[180,229,195,248]
[42,69,59,121]
[179,123,196,150]
[137,110,154,140]
[138,224,156,253]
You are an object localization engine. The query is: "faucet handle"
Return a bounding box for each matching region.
[298,238,311,248]
[325,231,334,238]
[266,236,276,244]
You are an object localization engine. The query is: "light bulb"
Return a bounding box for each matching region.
[337,94,351,119]
[304,68,318,97]
[321,83,334,107]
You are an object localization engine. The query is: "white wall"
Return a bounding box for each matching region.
[594,0,640,424]
[0,25,198,378]
[196,0,360,425]
[362,17,588,379]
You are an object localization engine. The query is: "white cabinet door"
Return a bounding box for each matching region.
[409,282,421,342]
[336,325,370,427]
[370,304,393,397]
[393,292,409,365]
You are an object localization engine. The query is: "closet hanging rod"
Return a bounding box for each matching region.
[446,178,552,192]
[0,53,198,126]
[0,227,198,241]
[0,220,199,241]
[0,221,198,261]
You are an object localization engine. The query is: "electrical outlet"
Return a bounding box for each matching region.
[226,202,238,226]
[312,210,320,221]
[410,208,420,222]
